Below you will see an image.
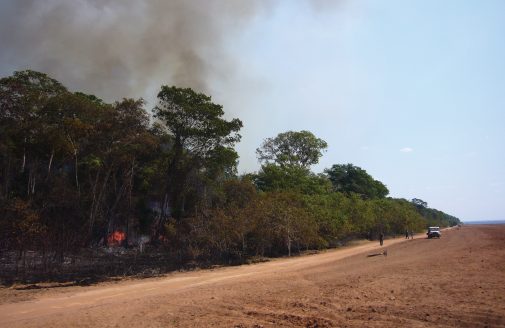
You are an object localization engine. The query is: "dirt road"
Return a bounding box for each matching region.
[1,225,504,327]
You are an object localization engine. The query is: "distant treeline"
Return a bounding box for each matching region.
[0,70,459,269]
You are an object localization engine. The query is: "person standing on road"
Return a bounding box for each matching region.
[379,232,384,246]
[405,230,409,239]
[409,230,414,239]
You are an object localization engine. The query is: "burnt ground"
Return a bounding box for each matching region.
[0,225,504,327]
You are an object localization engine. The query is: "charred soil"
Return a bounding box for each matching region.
[0,225,504,327]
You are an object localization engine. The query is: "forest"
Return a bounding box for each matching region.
[0,70,460,282]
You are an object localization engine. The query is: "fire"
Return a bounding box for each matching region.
[107,230,126,247]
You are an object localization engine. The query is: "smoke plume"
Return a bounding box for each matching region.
[0,0,268,102]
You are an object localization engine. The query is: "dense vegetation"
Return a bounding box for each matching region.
[0,70,460,277]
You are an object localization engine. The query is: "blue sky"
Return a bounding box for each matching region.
[214,0,505,221]
[1,0,504,221]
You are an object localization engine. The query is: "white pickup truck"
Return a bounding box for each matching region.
[427,226,441,238]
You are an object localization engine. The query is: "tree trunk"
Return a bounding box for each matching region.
[125,160,135,248]
[27,169,33,196]
[287,234,291,257]
[156,193,170,237]
[88,169,101,237]
[0,155,11,199]
[74,149,79,194]
[285,214,292,257]
[31,174,36,194]
[167,137,185,221]
[67,135,80,194]
[21,138,26,173]
[47,149,54,177]
[106,170,129,235]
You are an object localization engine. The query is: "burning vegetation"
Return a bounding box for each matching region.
[107,231,126,247]
[0,70,459,284]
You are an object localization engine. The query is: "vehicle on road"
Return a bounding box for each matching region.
[427,226,441,238]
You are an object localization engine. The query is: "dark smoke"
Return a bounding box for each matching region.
[0,0,268,101]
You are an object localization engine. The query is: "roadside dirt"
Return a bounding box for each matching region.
[1,225,504,327]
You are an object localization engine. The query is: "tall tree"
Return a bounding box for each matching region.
[153,86,242,220]
[256,130,327,168]
[0,70,67,199]
[324,164,389,199]
[411,198,428,208]
[254,163,331,195]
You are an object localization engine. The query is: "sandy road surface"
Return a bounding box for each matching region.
[1,225,504,327]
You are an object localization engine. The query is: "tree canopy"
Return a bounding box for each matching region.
[324,164,389,199]
[0,70,461,283]
[256,130,327,168]
[412,198,428,208]
[153,86,243,219]
[253,163,331,195]
[154,86,242,158]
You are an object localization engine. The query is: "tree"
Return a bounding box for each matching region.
[324,164,389,199]
[0,70,68,199]
[254,163,331,195]
[0,69,463,281]
[153,86,242,220]
[411,198,428,208]
[256,130,327,168]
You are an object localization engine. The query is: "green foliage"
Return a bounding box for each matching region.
[0,69,461,272]
[411,201,460,228]
[254,164,331,195]
[411,198,428,208]
[0,70,161,253]
[154,86,242,156]
[325,164,389,199]
[302,192,353,245]
[256,130,327,168]
[0,198,46,251]
[153,86,243,219]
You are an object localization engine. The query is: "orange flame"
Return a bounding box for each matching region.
[107,230,126,247]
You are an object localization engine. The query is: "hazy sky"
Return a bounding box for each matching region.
[1,0,504,221]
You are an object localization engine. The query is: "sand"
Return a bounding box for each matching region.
[0,225,504,327]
